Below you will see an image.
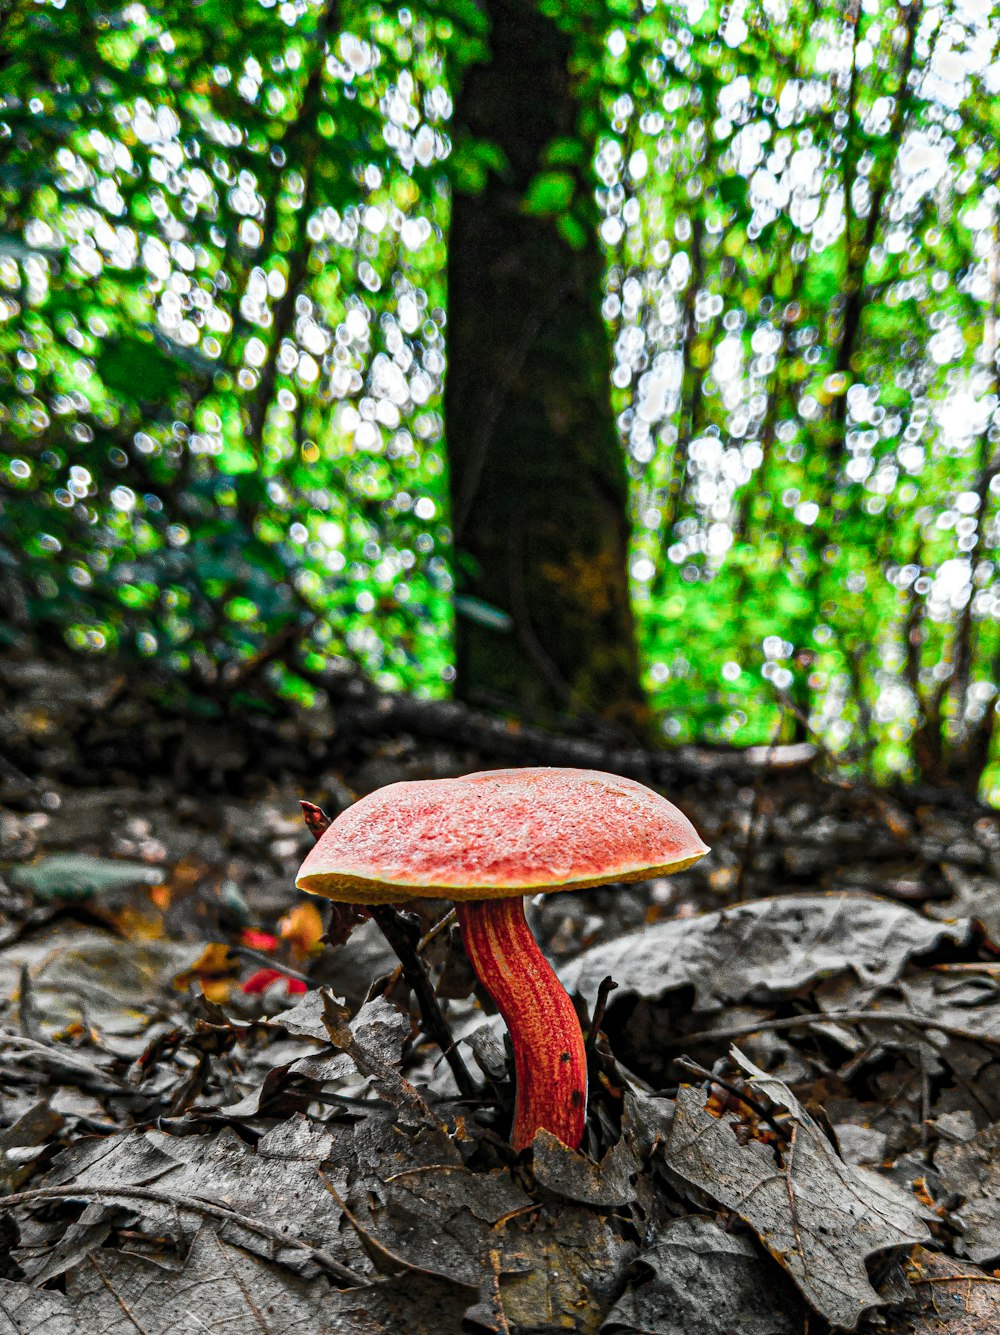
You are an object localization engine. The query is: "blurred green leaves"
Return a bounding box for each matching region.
[2,0,1000,799]
[0,0,469,697]
[522,170,576,216]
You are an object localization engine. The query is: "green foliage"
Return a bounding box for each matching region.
[589,0,1000,794]
[0,0,479,694]
[2,0,1000,795]
[522,170,576,216]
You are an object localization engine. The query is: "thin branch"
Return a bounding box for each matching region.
[0,1184,367,1287]
[292,664,818,785]
[368,906,478,1099]
[673,1055,791,1143]
[299,802,478,1099]
[664,1008,1000,1050]
[584,975,618,1065]
[231,946,313,987]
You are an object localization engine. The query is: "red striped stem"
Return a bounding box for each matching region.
[455,897,587,1150]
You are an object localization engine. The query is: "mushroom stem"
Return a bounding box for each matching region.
[455,897,586,1151]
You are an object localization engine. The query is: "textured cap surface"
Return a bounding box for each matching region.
[295,767,710,903]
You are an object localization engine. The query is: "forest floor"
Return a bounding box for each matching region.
[3,654,1000,1333]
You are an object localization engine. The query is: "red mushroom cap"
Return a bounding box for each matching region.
[295,767,709,904]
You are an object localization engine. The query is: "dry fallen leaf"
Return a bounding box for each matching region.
[933,1119,1000,1265]
[561,894,970,1016]
[888,1246,1000,1333]
[664,1049,930,1329]
[601,1215,806,1335]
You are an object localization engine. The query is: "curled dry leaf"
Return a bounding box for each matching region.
[664,1048,930,1329]
[561,893,970,1016]
[531,1129,640,1208]
[887,1247,1000,1334]
[601,1215,806,1335]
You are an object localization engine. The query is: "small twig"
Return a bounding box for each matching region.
[782,1123,806,1267]
[300,801,478,1100]
[0,1184,367,1287]
[911,1275,1000,1287]
[665,1010,1000,1051]
[672,1056,790,1143]
[368,906,479,1099]
[385,909,457,989]
[584,976,618,1064]
[483,1247,512,1335]
[232,946,313,987]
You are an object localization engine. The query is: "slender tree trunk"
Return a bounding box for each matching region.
[444,0,645,729]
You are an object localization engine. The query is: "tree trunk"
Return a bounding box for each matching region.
[444,0,645,730]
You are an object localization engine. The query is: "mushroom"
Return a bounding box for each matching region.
[295,767,709,1151]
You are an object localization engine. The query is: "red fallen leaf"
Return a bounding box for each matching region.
[240,928,279,951]
[242,968,307,995]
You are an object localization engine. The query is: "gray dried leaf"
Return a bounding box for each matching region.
[256,1113,337,1163]
[350,1104,463,1175]
[561,894,969,1015]
[0,1033,121,1100]
[0,1101,63,1194]
[929,864,1000,950]
[65,1226,336,1334]
[0,1278,77,1334]
[601,1215,805,1335]
[385,1164,531,1224]
[329,995,441,1125]
[22,1202,130,1285]
[353,1164,528,1287]
[221,993,425,1120]
[532,1131,640,1207]
[622,1086,675,1159]
[0,928,202,1041]
[467,1021,507,1080]
[889,1246,1000,1333]
[146,1124,352,1252]
[45,1130,177,1190]
[29,1122,361,1278]
[935,1119,1000,1264]
[270,987,340,1042]
[664,1050,929,1329]
[897,971,1000,1041]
